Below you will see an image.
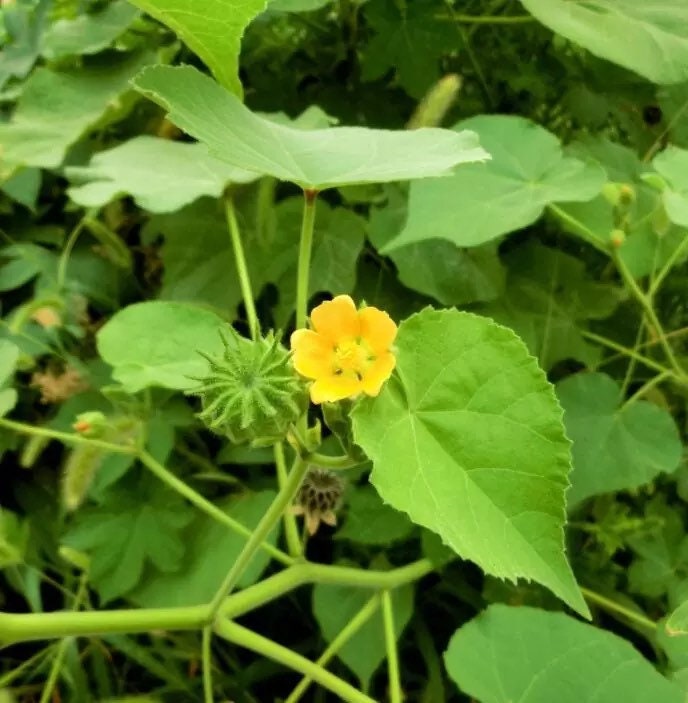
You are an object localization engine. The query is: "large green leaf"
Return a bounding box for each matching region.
[351,308,588,616]
[0,52,150,169]
[96,301,227,392]
[132,65,488,190]
[41,1,140,59]
[384,115,604,250]
[557,373,682,507]
[312,578,414,689]
[64,471,193,603]
[67,137,257,213]
[126,0,266,95]
[520,0,688,85]
[445,604,682,703]
[130,492,278,607]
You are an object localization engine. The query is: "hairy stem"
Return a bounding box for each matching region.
[296,189,318,330]
[274,442,303,558]
[202,626,214,703]
[382,591,402,703]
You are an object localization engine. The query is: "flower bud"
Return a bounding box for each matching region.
[190,329,308,446]
[73,411,108,437]
[610,229,626,248]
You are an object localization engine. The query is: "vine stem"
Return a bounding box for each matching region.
[225,196,259,339]
[296,189,318,330]
[613,251,685,378]
[649,232,688,296]
[435,13,535,23]
[57,211,95,289]
[214,619,375,703]
[206,457,310,619]
[285,594,381,703]
[0,561,433,645]
[621,370,673,409]
[274,442,303,558]
[581,587,657,632]
[202,626,214,703]
[382,591,402,703]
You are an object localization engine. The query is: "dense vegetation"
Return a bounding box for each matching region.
[1,1,688,702]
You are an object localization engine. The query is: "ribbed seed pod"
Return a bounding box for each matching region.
[189,329,308,446]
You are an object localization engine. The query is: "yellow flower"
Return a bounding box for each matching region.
[290,295,397,404]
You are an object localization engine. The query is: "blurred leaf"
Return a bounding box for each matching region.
[653,146,688,228]
[127,0,266,95]
[132,65,489,189]
[445,604,682,703]
[557,373,682,506]
[0,0,49,89]
[0,52,151,168]
[0,508,28,569]
[0,243,56,292]
[68,136,258,213]
[1,168,41,210]
[96,301,227,392]
[385,115,604,250]
[336,486,414,546]
[352,308,588,616]
[361,0,456,98]
[479,242,622,370]
[41,1,140,59]
[130,491,279,607]
[521,0,688,85]
[312,579,414,689]
[369,186,505,306]
[64,471,193,603]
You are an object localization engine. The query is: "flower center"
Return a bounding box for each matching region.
[333,339,374,378]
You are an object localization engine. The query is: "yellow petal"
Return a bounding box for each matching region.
[310,374,362,404]
[360,352,396,396]
[310,295,359,343]
[290,329,334,379]
[359,306,397,353]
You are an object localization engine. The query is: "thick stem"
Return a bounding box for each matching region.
[382,591,402,703]
[296,189,319,330]
[274,442,303,558]
[206,458,310,619]
[285,594,381,703]
[225,196,259,339]
[214,619,375,703]
[202,626,214,703]
[581,587,656,631]
[139,450,294,567]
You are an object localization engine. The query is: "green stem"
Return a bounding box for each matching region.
[225,196,259,339]
[0,561,434,645]
[285,594,381,703]
[619,322,645,399]
[382,591,402,703]
[214,619,375,703]
[57,212,93,289]
[202,626,214,703]
[580,331,679,378]
[649,232,688,296]
[581,587,657,632]
[0,417,136,455]
[308,452,363,470]
[139,450,294,567]
[206,458,310,619]
[296,189,319,330]
[548,204,605,252]
[621,370,672,409]
[274,442,303,558]
[613,252,685,378]
[436,13,535,23]
[38,575,89,703]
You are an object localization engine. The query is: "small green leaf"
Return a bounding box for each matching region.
[132,65,488,190]
[557,372,682,506]
[336,486,415,546]
[130,491,279,607]
[126,0,266,95]
[67,137,258,213]
[0,341,19,387]
[0,508,28,569]
[521,0,688,85]
[445,604,683,703]
[352,308,588,616]
[0,52,151,169]
[668,601,688,636]
[41,1,140,59]
[63,471,193,603]
[1,168,41,211]
[653,146,688,227]
[384,115,604,250]
[312,578,414,689]
[96,301,227,392]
